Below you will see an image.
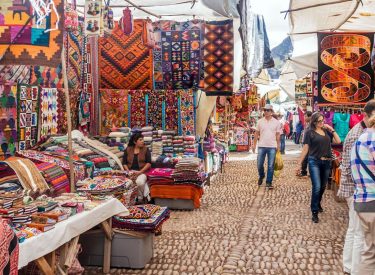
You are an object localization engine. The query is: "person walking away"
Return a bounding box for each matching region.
[278,113,287,154]
[350,112,375,275]
[252,104,281,190]
[298,111,313,177]
[296,112,341,223]
[339,100,375,275]
[123,133,152,203]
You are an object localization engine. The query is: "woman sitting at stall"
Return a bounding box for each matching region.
[123,133,151,203]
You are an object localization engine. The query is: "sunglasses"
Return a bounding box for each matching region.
[264,109,272,112]
[317,119,324,123]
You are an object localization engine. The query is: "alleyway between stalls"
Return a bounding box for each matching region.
[87,143,348,275]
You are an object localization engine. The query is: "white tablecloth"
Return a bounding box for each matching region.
[19,198,128,268]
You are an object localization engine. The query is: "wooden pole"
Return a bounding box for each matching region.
[61,47,75,192]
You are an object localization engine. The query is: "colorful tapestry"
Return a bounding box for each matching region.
[204,20,234,96]
[318,32,374,104]
[67,29,83,90]
[0,218,19,275]
[164,91,178,131]
[100,89,128,134]
[0,0,64,67]
[69,89,81,130]
[0,65,30,84]
[0,84,17,160]
[130,90,147,128]
[40,88,59,138]
[56,89,67,134]
[99,20,153,89]
[30,65,63,88]
[179,90,195,136]
[17,85,40,151]
[147,90,163,129]
[153,20,204,90]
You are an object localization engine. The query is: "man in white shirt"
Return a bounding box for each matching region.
[252,104,282,189]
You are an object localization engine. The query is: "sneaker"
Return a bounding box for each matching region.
[257,178,263,186]
[266,183,273,190]
[318,206,324,213]
[312,212,319,223]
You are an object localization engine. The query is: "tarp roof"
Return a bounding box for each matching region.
[287,0,375,78]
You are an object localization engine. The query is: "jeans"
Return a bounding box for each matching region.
[280,134,286,154]
[343,197,364,275]
[257,147,277,184]
[308,156,331,213]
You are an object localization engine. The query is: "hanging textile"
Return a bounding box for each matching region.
[69,89,81,130]
[84,0,102,36]
[153,20,205,90]
[295,78,307,100]
[30,65,64,88]
[17,85,40,151]
[0,84,18,160]
[119,7,133,35]
[56,89,67,134]
[130,90,147,128]
[204,20,234,96]
[164,91,178,131]
[0,218,19,275]
[318,32,374,104]
[40,88,59,138]
[179,90,195,136]
[147,90,163,129]
[100,89,129,134]
[0,0,63,67]
[99,19,153,90]
[67,28,83,90]
[0,65,30,84]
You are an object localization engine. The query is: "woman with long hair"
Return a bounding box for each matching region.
[297,112,341,223]
[123,132,152,203]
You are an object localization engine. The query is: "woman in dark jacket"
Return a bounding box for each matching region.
[123,133,152,203]
[297,112,341,223]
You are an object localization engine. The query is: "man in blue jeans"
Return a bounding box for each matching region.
[252,104,281,189]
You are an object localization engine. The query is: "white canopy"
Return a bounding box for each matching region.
[287,0,375,77]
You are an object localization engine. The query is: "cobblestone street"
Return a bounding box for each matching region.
[86,148,348,275]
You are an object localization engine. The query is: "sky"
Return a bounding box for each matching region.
[251,0,290,48]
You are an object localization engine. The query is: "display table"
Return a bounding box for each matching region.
[19,198,128,274]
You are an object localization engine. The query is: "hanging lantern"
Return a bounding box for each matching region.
[65,3,79,32]
[119,7,133,35]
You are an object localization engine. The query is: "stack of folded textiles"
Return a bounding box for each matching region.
[173,136,184,156]
[162,130,175,157]
[183,136,197,157]
[172,157,206,187]
[151,141,163,163]
[36,162,70,195]
[146,168,174,186]
[112,205,170,233]
[141,126,154,151]
[107,129,131,150]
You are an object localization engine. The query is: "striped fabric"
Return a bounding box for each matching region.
[36,162,70,195]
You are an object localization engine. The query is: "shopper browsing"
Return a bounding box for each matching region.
[298,111,313,177]
[296,112,341,223]
[252,104,282,190]
[338,100,375,275]
[123,133,151,203]
[350,112,375,275]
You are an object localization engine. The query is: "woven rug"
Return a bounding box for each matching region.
[100,89,129,134]
[70,89,81,130]
[130,90,147,128]
[17,84,40,151]
[0,0,64,67]
[99,20,153,89]
[40,88,59,138]
[36,162,70,194]
[153,20,204,90]
[30,65,64,88]
[67,29,83,90]
[0,84,18,160]
[204,20,234,96]
[0,65,30,84]
[318,32,374,104]
[147,90,163,129]
[179,89,195,136]
[164,91,178,131]
[56,89,67,134]
[4,157,49,193]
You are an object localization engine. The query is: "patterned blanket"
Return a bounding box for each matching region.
[40,88,59,138]
[179,90,195,136]
[99,20,153,89]
[204,20,234,96]
[0,0,64,67]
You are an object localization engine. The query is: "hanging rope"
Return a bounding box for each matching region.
[29,0,60,32]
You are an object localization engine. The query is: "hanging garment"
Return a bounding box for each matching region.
[349,113,364,129]
[333,112,350,142]
[119,7,133,35]
[323,111,334,127]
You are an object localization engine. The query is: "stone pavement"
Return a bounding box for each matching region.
[85,148,348,275]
